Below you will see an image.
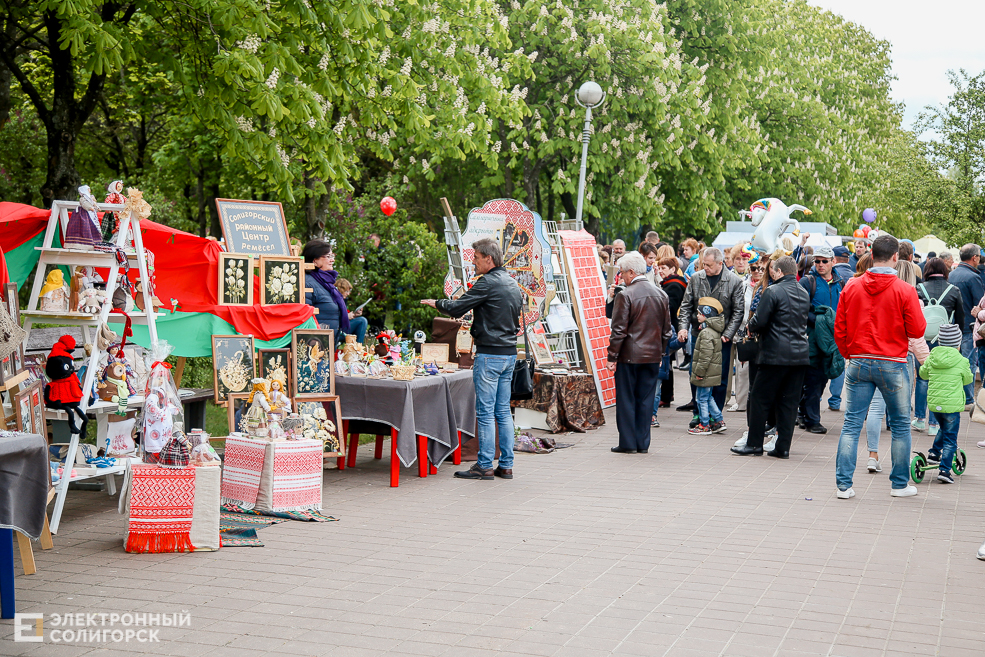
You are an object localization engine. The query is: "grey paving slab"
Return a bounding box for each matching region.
[3,369,985,656]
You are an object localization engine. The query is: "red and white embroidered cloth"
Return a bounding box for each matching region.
[559,230,615,407]
[125,465,196,553]
[263,439,323,512]
[220,436,266,509]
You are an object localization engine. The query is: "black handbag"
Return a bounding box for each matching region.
[735,333,760,364]
[511,311,535,400]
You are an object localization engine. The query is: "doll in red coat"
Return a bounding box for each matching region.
[44,335,88,436]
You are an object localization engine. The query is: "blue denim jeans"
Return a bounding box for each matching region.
[930,412,960,474]
[827,371,844,410]
[865,388,886,452]
[346,316,368,345]
[836,359,912,490]
[473,353,516,470]
[961,332,976,404]
[696,386,722,425]
[652,381,662,418]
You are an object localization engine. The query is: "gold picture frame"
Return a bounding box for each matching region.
[217,253,254,306]
[212,335,256,404]
[226,392,250,434]
[259,256,305,305]
[291,329,335,397]
[295,394,344,457]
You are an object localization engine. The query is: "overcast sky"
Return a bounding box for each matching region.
[807,0,985,133]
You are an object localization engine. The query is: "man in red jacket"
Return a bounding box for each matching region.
[833,234,927,500]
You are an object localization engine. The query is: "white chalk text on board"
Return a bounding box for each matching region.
[216,199,291,256]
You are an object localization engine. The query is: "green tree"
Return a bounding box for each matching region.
[916,69,985,244]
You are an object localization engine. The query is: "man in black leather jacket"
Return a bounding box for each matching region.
[732,256,810,458]
[422,238,523,480]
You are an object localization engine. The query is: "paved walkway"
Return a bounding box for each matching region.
[4,372,985,656]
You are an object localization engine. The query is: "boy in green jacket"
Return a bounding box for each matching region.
[689,298,726,436]
[918,324,973,484]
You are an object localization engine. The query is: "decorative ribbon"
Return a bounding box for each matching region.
[110,308,133,349]
[150,361,172,370]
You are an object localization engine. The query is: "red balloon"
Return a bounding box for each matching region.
[380,196,397,216]
[861,226,870,237]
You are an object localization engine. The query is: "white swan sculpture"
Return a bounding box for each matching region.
[739,198,812,254]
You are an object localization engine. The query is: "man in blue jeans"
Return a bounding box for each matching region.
[833,234,927,499]
[422,238,522,480]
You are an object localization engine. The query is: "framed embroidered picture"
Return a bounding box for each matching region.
[421,343,449,365]
[217,253,254,306]
[528,321,554,366]
[14,379,43,435]
[212,335,256,404]
[292,329,335,397]
[226,392,250,434]
[259,256,305,305]
[257,348,292,396]
[3,282,24,379]
[295,394,343,457]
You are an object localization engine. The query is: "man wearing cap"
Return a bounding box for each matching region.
[833,246,853,281]
[797,245,844,433]
[849,237,869,271]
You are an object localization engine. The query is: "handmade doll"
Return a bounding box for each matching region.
[103,180,125,241]
[97,361,130,415]
[105,342,138,396]
[245,378,271,437]
[267,376,292,414]
[39,270,70,312]
[44,335,87,435]
[133,280,163,312]
[69,267,87,312]
[282,413,304,440]
[188,432,221,466]
[143,385,179,454]
[64,185,103,250]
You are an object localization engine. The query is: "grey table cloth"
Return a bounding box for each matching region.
[336,371,475,468]
[0,433,49,540]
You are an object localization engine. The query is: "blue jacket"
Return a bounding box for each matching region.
[800,267,843,327]
[948,262,984,333]
[306,276,342,333]
[833,262,854,282]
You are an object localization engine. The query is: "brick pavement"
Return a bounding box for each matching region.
[3,369,985,656]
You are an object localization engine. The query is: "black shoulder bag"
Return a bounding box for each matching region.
[511,310,535,400]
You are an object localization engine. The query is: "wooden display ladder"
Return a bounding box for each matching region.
[23,199,161,533]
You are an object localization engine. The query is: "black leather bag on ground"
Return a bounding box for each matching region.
[511,311,534,400]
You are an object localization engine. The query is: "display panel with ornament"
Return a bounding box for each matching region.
[443,199,554,325]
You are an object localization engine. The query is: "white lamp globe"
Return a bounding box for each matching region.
[576,81,604,107]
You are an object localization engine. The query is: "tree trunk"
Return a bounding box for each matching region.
[0,64,11,128]
[547,186,555,223]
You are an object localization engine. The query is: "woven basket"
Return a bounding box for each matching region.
[391,365,415,381]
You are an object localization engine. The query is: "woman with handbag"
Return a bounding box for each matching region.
[728,250,765,413]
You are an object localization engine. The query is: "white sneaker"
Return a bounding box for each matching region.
[928,425,939,437]
[764,436,778,452]
[726,403,739,412]
[977,541,985,561]
[837,488,855,499]
[911,419,926,432]
[978,439,985,449]
[733,432,748,448]
[891,486,918,497]
[867,457,882,473]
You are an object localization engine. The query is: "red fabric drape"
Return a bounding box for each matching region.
[136,220,314,341]
[0,202,49,252]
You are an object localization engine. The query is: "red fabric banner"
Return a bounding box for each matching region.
[0,202,49,252]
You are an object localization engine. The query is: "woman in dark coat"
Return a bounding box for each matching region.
[657,257,687,407]
[913,257,965,433]
[302,240,350,342]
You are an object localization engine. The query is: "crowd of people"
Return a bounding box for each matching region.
[602,230,985,518]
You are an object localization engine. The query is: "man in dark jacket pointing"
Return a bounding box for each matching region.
[422,238,523,481]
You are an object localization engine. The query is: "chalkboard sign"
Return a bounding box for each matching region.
[216,199,292,256]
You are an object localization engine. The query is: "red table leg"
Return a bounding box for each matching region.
[417,435,428,478]
[338,421,348,470]
[429,461,438,475]
[453,431,462,465]
[374,435,384,460]
[389,428,399,488]
[346,430,360,468]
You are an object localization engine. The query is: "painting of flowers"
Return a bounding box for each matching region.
[218,253,253,306]
[292,329,335,397]
[260,256,304,305]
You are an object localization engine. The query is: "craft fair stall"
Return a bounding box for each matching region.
[440,198,608,436]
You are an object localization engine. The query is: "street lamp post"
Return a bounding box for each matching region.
[574,81,606,229]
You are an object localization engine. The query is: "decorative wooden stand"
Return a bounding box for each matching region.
[23,200,160,533]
